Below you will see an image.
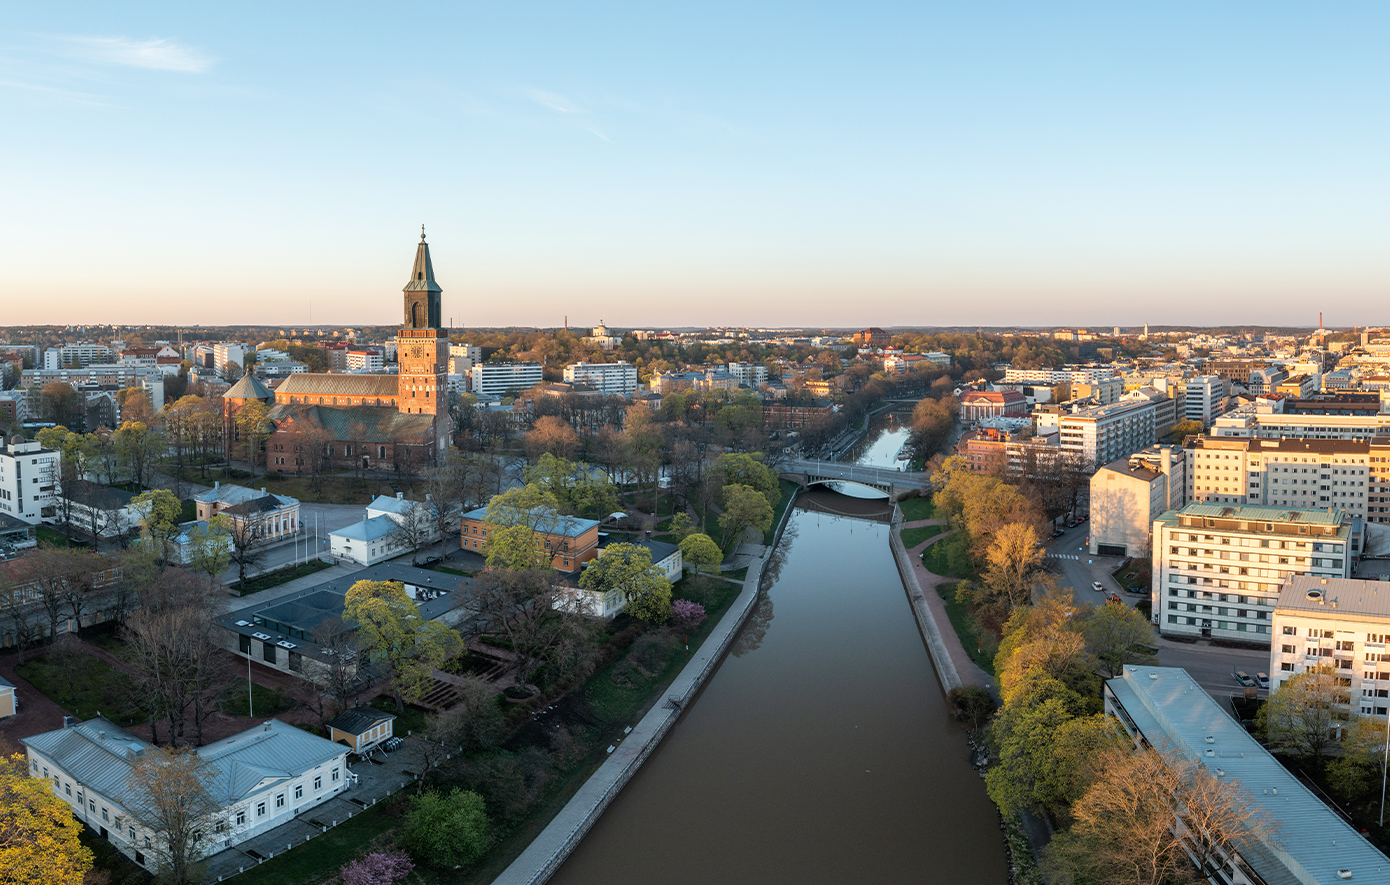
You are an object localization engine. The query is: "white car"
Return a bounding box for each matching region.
[1092,581,1104,592]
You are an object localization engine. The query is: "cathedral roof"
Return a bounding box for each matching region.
[224,373,273,401]
[403,229,442,295]
[274,373,399,399]
[266,403,437,444]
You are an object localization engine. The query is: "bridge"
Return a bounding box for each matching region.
[780,458,928,496]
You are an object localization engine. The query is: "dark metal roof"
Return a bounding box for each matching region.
[266,403,436,444]
[326,706,395,736]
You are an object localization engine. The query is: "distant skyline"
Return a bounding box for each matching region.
[4,3,1388,328]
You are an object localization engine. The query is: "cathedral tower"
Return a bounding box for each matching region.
[398,227,448,417]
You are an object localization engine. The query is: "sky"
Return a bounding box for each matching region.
[2,3,1388,329]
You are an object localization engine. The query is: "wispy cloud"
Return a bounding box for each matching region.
[522,88,612,142]
[0,78,121,107]
[60,36,216,73]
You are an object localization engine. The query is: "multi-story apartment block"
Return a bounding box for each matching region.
[213,343,247,379]
[21,364,163,392]
[1120,386,1176,439]
[0,439,58,525]
[725,362,769,388]
[448,344,482,376]
[1184,374,1227,425]
[1186,435,1390,524]
[1270,575,1390,717]
[1276,374,1319,398]
[563,361,638,395]
[1212,394,1390,440]
[345,349,385,373]
[42,344,112,370]
[1069,376,1123,405]
[1089,445,1186,556]
[1036,399,1156,466]
[470,362,543,398]
[1001,366,1116,385]
[1152,503,1356,644]
[1246,366,1287,395]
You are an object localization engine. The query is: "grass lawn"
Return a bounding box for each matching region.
[236,558,333,596]
[898,495,938,522]
[899,524,943,548]
[936,583,996,673]
[228,799,401,885]
[16,654,144,726]
[763,479,800,545]
[720,565,750,582]
[370,695,428,734]
[219,677,297,718]
[199,469,398,506]
[36,525,86,547]
[921,531,975,581]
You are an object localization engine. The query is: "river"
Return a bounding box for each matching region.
[546,490,1008,885]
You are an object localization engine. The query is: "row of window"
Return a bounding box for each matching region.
[1165,616,1270,633]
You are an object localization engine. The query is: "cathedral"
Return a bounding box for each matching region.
[224,231,452,474]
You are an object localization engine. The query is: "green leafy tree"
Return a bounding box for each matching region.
[718,483,773,551]
[186,514,233,588]
[1082,599,1157,677]
[713,452,779,507]
[401,788,489,869]
[233,400,271,475]
[1256,663,1349,767]
[344,580,464,711]
[484,523,551,571]
[976,522,1044,611]
[579,542,672,623]
[132,488,183,562]
[667,511,693,541]
[679,532,722,577]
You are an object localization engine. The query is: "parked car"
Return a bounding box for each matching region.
[1234,670,1255,687]
[1255,672,1270,689]
[1092,581,1104,591]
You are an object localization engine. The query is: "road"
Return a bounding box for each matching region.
[1042,520,1272,704]
[216,501,365,585]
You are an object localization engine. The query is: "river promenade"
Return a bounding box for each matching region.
[491,543,770,885]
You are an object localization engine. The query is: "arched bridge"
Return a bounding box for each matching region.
[781,458,927,496]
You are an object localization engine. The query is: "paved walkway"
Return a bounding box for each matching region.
[222,561,364,610]
[491,544,769,885]
[891,518,994,693]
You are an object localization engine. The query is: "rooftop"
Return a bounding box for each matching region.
[1107,666,1390,884]
[1178,502,1346,526]
[1276,575,1390,620]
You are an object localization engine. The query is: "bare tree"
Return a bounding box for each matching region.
[0,571,41,662]
[125,747,226,885]
[421,453,470,561]
[227,512,272,590]
[387,499,435,566]
[307,615,358,723]
[469,568,596,687]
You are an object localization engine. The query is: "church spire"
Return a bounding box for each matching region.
[403,227,442,329]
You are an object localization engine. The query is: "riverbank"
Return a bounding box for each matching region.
[492,547,769,885]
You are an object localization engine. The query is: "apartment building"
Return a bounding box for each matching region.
[1246,366,1287,395]
[1186,434,1390,524]
[1276,374,1319,398]
[42,343,112,370]
[1270,576,1390,717]
[1152,503,1355,644]
[448,344,481,376]
[1001,366,1116,384]
[1036,399,1156,466]
[1184,374,1227,425]
[563,361,638,395]
[1088,445,1186,556]
[0,439,58,525]
[1069,376,1123,405]
[345,349,384,373]
[725,362,769,388]
[470,362,543,398]
[1120,386,1176,438]
[213,343,247,379]
[1212,396,1390,440]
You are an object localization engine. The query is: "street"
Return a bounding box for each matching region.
[215,501,365,584]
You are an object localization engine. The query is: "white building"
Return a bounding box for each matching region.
[0,439,58,525]
[1184,374,1227,425]
[448,344,482,376]
[725,362,769,388]
[213,343,247,379]
[563,361,638,395]
[1270,575,1390,716]
[583,321,621,351]
[1088,445,1186,557]
[345,349,384,373]
[471,362,543,398]
[1001,367,1116,384]
[1152,503,1356,644]
[43,343,112,370]
[1036,399,1156,466]
[1211,399,1390,440]
[1104,666,1390,885]
[1185,435,1390,524]
[22,717,349,871]
[557,539,683,620]
[329,494,444,566]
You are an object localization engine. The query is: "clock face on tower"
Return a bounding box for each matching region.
[410,346,424,360]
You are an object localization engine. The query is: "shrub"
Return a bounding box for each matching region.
[400,789,489,869]
[946,685,997,731]
[341,850,413,885]
[671,600,707,633]
[626,633,679,677]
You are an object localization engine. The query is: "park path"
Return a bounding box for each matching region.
[900,517,948,529]
[901,529,995,691]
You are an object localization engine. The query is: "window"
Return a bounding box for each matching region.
[275,793,285,809]
[314,776,322,790]
[236,810,246,826]
[65,783,71,796]
[102,807,109,822]
[331,768,340,782]
[256,802,266,817]
[294,785,303,800]
[263,642,277,663]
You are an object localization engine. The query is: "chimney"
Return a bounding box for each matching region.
[396,492,403,500]
[63,716,75,728]
[261,487,266,494]
[215,480,220,489]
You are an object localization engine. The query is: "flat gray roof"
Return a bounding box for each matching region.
[1277,575,1390,621]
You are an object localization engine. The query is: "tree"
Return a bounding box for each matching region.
[186,515,233,589]
[421,452,472,561]
[124,747,225,885]
[976,522,1044,612]
[132,488,183,562]
[578,542,672,624]
[400,788,489,869]
[39,382,79,428]
[233,401,271,475]
[679,532,722,577]
[308,616,359,722]
[1082,599,1157,677]
[0,751,94,885]
[22,547,102,641]
[470,568,596,686]
[667,511,693,541]
[718,484,773,551]
[0,571,42,663]
[286,420,331,490]
[114,420,164,489]
[671,599,706,633]
[483,523,551,571]
[227,512,272,590]
[1257,663,1349,766]
[341,851,414,885]
[386,500,434,566]
[523,415,579,461]
[1169,419,1205,445]
[343,580,463,711]
[712,452,779,508]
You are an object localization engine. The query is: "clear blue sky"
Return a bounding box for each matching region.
[3,3,1387,329]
